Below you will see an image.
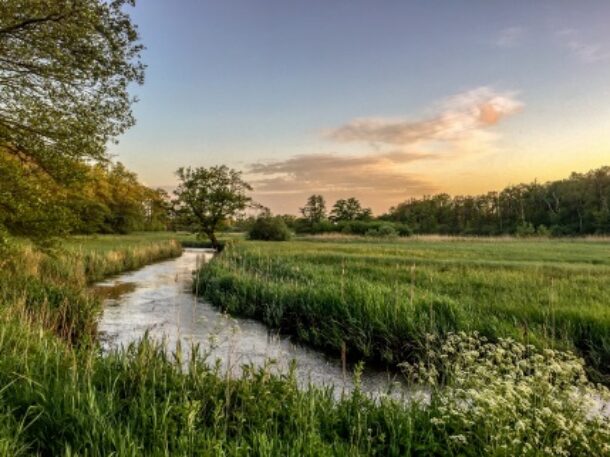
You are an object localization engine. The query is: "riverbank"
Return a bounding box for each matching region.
[197,238,610,380]
[0,233,182,343]
[0,234,608,455]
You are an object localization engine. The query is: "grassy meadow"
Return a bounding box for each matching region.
[198,236,610,378]
[0,232,608,455]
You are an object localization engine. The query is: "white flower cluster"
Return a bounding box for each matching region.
[400,333,610,456]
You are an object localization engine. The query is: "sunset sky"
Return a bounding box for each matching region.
[109,0,610,214]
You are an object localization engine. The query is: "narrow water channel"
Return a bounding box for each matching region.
[96,248,411,400]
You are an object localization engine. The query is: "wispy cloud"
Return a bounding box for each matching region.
[495,26,525,48]
[249,151,437,213]
[327,87,522,146]
[557,28,610,63]
[250,151,435,194]
[249,87,523,213]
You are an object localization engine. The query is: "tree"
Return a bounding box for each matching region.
[64,162,171,234]
[330,197,372,221]
[173,166,252,248]
[385,166,610,236]
[300,195,326,224]
[0,0,144,239]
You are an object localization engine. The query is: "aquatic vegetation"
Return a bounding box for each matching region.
[0,314,608,455]
[0,233,182,342]
[197,238,610,377]
[1,234,609,455]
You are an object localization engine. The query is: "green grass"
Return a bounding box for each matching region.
[0,233,608,455]
[0,232,182,343]
[197,237,610,377]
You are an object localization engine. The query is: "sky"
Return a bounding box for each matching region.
[109,0,610,214]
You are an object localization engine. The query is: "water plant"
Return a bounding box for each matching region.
[196,238,610,378]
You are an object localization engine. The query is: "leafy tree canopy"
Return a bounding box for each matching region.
[173,166,252,247]
[300,194,326,224]
[248,215,291,241]
[0,0,144,179]
[330,197,372,222]
[0,0,144,241]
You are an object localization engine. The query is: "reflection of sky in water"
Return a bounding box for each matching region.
[96,249,416,401]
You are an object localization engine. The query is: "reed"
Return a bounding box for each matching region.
[197,238,610,379]
[0,233,182,343]
[1,233,608,455]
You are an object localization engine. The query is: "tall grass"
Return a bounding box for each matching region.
[0,233,182,343]
[0,309,608,456]
[1,234,608,455]
[197,239,610,378]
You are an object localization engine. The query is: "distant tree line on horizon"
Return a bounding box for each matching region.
[242,166,610,239]
[382,166,610,236]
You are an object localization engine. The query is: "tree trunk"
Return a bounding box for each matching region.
[207,231,219,250]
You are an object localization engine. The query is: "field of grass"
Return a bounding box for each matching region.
[0,233,182,343]
[0,233,608,455]
[198,237,610,378]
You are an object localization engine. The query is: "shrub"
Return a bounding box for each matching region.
[366,223,398,238]
[248,216,292,241]
[516,222,536,237]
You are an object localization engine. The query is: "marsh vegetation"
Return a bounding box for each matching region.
[0,234,608,455]
[198,237,610,380]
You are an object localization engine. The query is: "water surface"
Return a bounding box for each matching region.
[97,249,411,399]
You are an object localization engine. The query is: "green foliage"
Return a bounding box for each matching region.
[516,222,536,237]
[386,166,610,236]
[296,219,412,237]
[330,197,372,222]
[0,326,606,456]
[0,0,144,177]
[366,223,398,238]
[300,194,327,224]
[198,238,610,377]
[248,216,292,241]
[0,233,180,345]
[0,151,75,240]
[0,1,155,242]
[0,235,608,455]
[401,333,610,456]
[174,166,252,248]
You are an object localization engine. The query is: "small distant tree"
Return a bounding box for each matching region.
[300,195,326,224]
[174,166,252,248]
[278,214,298,230]
[330,197,372,221]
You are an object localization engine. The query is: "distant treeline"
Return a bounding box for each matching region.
[240,166,610,238]
[383,166,610,236]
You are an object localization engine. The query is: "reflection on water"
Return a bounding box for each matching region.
[97,249,413,399]
[92,281,137,301]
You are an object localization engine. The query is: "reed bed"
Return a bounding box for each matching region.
[1,234,608,455]
[0,310,607,456]
[0,233,182,343]
[197,238,610,378]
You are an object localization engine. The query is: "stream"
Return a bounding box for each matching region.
[95,248,412,400]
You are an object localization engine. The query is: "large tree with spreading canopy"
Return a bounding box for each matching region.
[0,0,144,240]
[173,166,253,248]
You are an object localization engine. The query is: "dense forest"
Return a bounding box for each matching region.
[0,153,170,241]
[258,166,610,237]
[383,166,610,236]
